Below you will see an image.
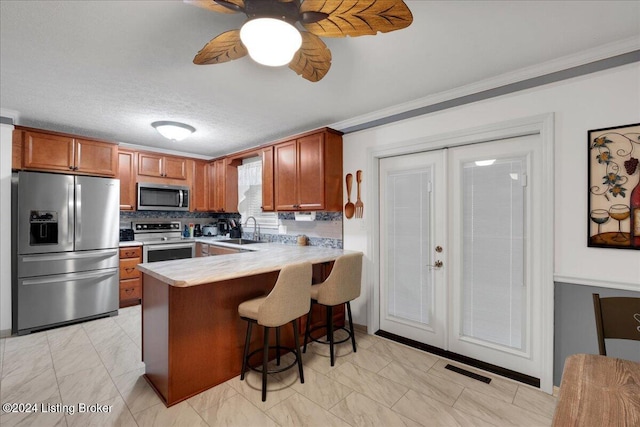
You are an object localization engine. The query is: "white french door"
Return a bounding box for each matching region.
[379,134,544,380]
[379,150,447,348]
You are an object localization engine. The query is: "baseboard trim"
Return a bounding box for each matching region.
[375,329,540,388]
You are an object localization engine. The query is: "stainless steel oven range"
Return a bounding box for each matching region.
[133,221,195,263]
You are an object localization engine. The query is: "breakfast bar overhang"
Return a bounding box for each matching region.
[137,244,357,406]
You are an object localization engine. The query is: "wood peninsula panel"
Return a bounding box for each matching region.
[142,260,343,407]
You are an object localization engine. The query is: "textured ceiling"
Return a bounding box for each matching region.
[1,1,639,158]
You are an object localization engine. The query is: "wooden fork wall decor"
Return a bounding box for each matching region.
[355,170,364,218]
[345,170,364,219]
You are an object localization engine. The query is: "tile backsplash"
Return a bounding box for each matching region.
[119,211,343,248]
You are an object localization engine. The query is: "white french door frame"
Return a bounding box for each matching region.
[365,114,555,393]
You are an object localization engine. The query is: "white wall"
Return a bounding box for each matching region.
[343,63,640,327]
[0,122,15,335]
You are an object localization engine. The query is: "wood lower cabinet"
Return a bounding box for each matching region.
[119,246,142,307]
[14,127,117,177]
[118,148,137,210]
[138,152,187,180]
[274,129,343,211]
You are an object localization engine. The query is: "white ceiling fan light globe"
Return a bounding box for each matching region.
[240,18,302,67]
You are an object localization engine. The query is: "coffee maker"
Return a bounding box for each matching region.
[217,219,229,236]
[193,224,202,237]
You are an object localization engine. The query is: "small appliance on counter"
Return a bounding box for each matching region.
[217,219,229,236]
[120,228,134,242]
[193,224,203,237]
[229,220,242,238]
[202,224,218,236]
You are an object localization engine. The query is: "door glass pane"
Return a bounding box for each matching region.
[386,168,432,325]
[461,157,526,350]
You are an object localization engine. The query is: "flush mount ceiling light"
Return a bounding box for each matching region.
[240,17,302,67]
[187,0,413,82]
[151,121,196,142]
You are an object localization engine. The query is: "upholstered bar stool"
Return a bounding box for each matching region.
[303,252,363,366]
[238,262,312,401]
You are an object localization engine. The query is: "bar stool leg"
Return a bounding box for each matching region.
[276,327,281,366]
[292,320,304,383]
[262,326,270,402]
[303,303,313,353]
[327,305,335,366]
[347,302,357,353]
[241,320,253,381]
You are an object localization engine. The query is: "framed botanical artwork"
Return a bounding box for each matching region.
[588,123,640,249]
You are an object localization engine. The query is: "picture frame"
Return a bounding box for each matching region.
[588,123,640,249]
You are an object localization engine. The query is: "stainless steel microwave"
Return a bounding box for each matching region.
[137,183,190,211]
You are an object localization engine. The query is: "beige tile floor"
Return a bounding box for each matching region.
[0,306,557,426]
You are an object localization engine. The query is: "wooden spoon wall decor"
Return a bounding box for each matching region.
[345,173,354,219]
[187,0,413,82]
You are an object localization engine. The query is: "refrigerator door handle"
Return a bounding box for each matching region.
[20,249,119,263]
[76,183,82,243]
[21,268,117,286]
[68,184,74,244]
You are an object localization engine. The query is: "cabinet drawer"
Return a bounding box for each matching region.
[119,246,142,259]
[120,258,141,279]
[119,278,141,301]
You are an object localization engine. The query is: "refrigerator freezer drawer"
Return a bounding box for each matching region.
[18,249,119,278]
[16,268,119,334]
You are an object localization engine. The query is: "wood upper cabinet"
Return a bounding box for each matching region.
[261,146,275,212]
[118,148,137,210]
[138,152,186,180]
[209,158,239,213]
[274,129,343,211]
[193,160,210,212]
[16,128,117,177]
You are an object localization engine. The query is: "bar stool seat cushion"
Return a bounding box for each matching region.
[238,296,267,320]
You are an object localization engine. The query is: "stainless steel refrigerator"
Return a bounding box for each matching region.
[11,171,120,335]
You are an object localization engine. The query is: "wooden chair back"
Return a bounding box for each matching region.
[592,293,640,356]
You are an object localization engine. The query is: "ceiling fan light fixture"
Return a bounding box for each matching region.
[240,17,302,67]
[151,121,196,141]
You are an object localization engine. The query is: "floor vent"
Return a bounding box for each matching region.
[374,330,540,388]
[445,364,491,384]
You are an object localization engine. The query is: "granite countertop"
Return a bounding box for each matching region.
[136,243,355,288]
[119,240,143,247]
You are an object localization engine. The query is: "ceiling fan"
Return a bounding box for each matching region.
[185,0,413,82]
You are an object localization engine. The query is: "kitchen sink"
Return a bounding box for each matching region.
[218,238,262,245]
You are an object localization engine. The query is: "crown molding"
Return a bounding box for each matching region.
[330,37,640,133]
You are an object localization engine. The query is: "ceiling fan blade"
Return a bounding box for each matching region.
[300,0,413,37]
[288,32,332,82]
[193,30,248,65]
[183,0,244,14]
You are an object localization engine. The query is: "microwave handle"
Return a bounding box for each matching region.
[179,190,184,207]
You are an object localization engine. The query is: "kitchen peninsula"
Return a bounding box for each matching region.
[136,243,358,406]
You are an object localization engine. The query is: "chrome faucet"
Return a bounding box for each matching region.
[244,216,260,241]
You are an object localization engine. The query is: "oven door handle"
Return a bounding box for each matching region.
[146,242,195,251]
